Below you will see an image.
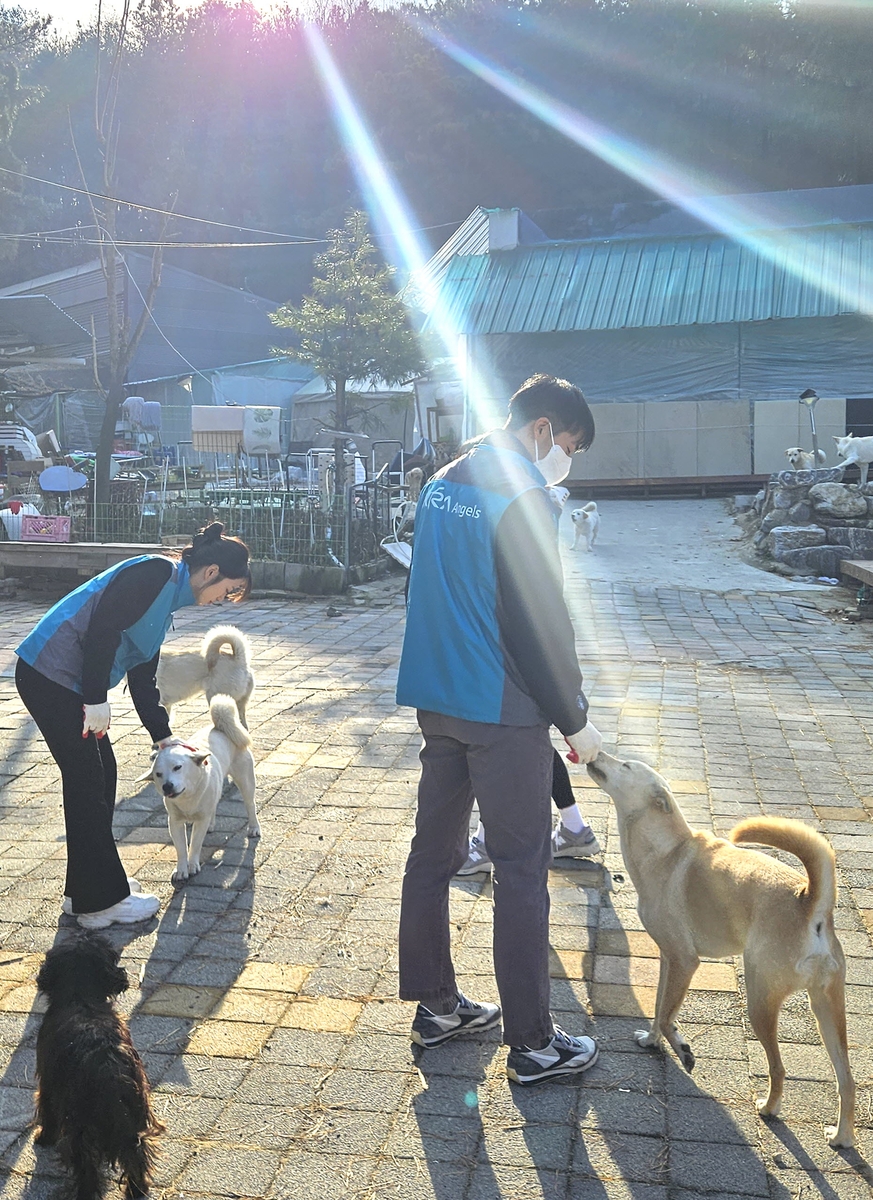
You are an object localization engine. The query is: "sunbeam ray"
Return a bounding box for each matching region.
[303,23,491,434]
[418,22,873,317]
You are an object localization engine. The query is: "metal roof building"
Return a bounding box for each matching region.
[428,188,873,481]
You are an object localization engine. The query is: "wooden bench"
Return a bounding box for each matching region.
[0,542,167,579]
[570,474,770,499]
[840,559,873,587]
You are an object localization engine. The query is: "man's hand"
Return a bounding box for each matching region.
[82,703,111,739]
[566,722,603,764]
[154,736,184,750]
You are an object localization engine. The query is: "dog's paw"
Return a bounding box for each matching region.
[634,1029,661,1050]
[825,1126,855,1150]
[34,1129,58,1148]
[678,1042,696,1073]
[756,1097,781,1119]
[171,869,189,886]
[188,861,201,877]
[247,820,261,838]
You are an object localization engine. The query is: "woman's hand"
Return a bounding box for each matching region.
[82,703,111,739]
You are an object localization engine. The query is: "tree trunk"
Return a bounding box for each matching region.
[334,376,347,504]
[94,375,125,517]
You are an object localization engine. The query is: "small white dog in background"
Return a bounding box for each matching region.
[157,625,254,727]
[785,446,827,470]
[833,432,873,487]
[139,694,259,884]
[571,502,600,552]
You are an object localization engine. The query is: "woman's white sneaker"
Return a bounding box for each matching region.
[62,878,143,916]
[76,890,160,929]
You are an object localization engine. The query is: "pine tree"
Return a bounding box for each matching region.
[270,210,425,498]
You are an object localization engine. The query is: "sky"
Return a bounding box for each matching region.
[33,1,290,36]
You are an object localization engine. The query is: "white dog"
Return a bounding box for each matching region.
[139,695,259,884]
[784,447,826,470]
[157,625,254,727]
[587,751,855,1148]
[833,432,873,487]
[570,502,600,552]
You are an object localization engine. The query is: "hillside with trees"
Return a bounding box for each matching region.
[1,0,872,300]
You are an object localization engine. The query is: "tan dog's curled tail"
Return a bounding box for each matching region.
[209,694,251,749]
[730,817,836,914]
[202,625,251,672]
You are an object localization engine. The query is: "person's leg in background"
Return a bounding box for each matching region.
[551,748,601,857]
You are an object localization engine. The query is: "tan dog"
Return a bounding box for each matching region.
[785,446,826,470]
[587,751,855,1148]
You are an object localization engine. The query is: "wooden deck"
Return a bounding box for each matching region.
[841,559,873,587]
[0,542,166,578]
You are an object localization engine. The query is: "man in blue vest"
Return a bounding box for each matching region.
[396,374,603,1084]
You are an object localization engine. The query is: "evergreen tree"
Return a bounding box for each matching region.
[270,210,426,498]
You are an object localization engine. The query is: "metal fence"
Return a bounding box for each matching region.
[9,468,405,576]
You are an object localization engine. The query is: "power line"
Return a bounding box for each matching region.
[0,164,325,243]
[1,232,313,249]
[114,237,256,405]
[0,164,469,246]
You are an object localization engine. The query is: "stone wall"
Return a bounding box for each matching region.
[745,467,873,578]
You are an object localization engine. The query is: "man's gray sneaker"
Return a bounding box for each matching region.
[506,1026,599,1084]
[456,836,493,876]
[411,992,501,1047]
[552,823,601,859]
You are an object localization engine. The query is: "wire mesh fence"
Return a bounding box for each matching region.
[3,471,403,575]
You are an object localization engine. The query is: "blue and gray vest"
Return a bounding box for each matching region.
[16,556,195,695]
[396,440,553,726]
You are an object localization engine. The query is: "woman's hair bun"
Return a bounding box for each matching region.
[196,521,225,545]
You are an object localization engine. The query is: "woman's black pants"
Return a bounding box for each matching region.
[16,658,130,914]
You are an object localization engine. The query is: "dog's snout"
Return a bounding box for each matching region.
[162,782,177,796]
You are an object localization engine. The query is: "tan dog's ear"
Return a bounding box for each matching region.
[193,753,210,767]
[650,783,674,812]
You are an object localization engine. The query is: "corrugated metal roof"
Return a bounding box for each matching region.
[435,225,873,335]
[0,294,90,351]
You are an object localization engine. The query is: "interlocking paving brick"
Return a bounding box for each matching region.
[0,511,870,1196]
[279,996,363,1032]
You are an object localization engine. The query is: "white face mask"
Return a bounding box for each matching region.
[535,422,572,485]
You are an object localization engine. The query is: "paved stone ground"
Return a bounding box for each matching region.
[0,500,870,1199]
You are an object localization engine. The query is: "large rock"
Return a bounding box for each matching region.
[808,483,868,519]
[820,525,873,555]
[770,466,844,489]
[759,510,784,536]
[787,501,811,524]
[776,546,849,578]
[767,525,827,560]
[772,488,794,510]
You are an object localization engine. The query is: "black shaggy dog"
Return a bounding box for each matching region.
[34,934,164,1200]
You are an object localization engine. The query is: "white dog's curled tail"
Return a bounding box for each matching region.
[730,817,836,916]
[202,625,251,671]
[816,448,827,463]
[209,694,252,749]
